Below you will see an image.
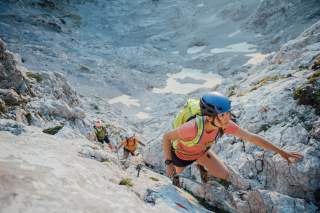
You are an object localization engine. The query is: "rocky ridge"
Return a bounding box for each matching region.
[0,0,319,213]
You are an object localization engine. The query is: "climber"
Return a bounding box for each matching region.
[163,92,303,189]
[117,134,145,161]
[91,120,114,151]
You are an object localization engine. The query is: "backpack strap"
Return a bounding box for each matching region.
[172,116,205,151]
[186,114,196,122]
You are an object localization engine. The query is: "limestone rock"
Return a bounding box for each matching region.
[246,190,317,213]
[0,39,33,96]
[0,88,28,105]
[0,119,26,135]
[0,98,7,113]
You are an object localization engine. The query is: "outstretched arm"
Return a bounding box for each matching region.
[117,140,125,150]
[232,127,303,164]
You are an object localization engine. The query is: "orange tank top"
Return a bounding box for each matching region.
[125,138,137,152]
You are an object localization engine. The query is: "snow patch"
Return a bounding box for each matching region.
[187,46,206,54]
[136,112,151,120]
[210,42,256,54]
[152,68,222,94]
[227,30,241,38]
[108,95,140,107]
[144,107,152,111]
[243,53,268,66]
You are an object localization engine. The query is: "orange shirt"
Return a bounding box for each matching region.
[174,120,239,160]
[124,138,138,152]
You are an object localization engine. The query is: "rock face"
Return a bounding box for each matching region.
[0,98,6,113]
[0,38,85,132]
[271,20,320,66]
[246,0,320,51]
[0,127,147,213]
[32,71,80,107]
[27,71,84,122]
[144,20,320,212]
[0,88,28,106]
[246,190,317,213]
[0,121,213,213]
[222,20,320,209]
[0,0,320,212]
[248,0,320,33]
[293,55,320,115]
[0,39,33,107]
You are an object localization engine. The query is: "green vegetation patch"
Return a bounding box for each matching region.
[307,70,320,84]
[101,159,111,163]
[26,71,43,82]
[250,75,284,91]
[43,125,64,135]
[119,178,133,187]
[298,65,309,71]
[294,83,320,115]
[295,56,320,112]
[149,177,159,181]
[310,55,320,71]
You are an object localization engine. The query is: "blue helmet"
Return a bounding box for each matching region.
[200,92,231,116]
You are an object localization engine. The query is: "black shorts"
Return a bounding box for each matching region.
[124,148,135,156]
[171,149,195,168]
[98,135,110,144]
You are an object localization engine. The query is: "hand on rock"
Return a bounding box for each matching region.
[279,150,303,164]
[166,164,175,178]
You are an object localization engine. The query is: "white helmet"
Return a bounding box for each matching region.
[94,120,102,128]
